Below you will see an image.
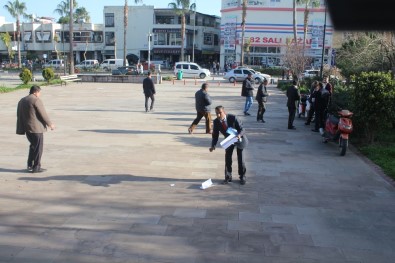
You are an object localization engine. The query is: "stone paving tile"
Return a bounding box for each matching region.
[173,208,206,218]
[265,244,346,261]
[11,248,60,263]
[0,245,24,262]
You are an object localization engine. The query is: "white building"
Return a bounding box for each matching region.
[0,5,221,68]
[220,0,333,68]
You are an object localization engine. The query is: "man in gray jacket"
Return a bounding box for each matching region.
[188,83,212,134]
[17,85,55,173]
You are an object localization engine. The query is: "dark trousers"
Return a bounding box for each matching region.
[190,111,212,133]
[315,108,326,130]
[26,132,43,170]
[288,107,296,128]
[225,145,246,179]
[306,106,315,124]
[145,94,155,110]
[257,101,266,121]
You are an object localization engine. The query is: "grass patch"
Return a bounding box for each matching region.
[0,79,63,93]
[357,130,395,180]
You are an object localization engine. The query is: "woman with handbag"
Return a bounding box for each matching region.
[256,78,269,123]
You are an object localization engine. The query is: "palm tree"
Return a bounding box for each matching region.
[3,0,27,68]
[301,0,320,53]
[54,0,77,24]
[240,0,247,65]
[75,7,90,23]
[123,1,142,66]
[168,0,196,62]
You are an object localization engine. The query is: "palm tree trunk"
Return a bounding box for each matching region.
[293,0,297,45]
[69,0,74,74]
[240,0,247,65]
[181,14,185,61]
[123,0,128,66]
[17,18,21,68]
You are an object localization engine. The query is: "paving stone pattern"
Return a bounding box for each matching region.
[0,79,394,263]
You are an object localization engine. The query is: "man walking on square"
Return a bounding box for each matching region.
[241,72,254,116]
[188,83,212,134]
[142,71,156,112]
[16,85,55,173]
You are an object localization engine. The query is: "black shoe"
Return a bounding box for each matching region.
[288,126,296,130]
[32,168,47,173]
[145,108,149,112]
[311,129,319,132]
[240,176,246,185]
[262,119,266,123]
[244,112,251,116]
[223,176,232,184]
[305,122,310,125]
[27,166,33,172]
[150,108,154,112]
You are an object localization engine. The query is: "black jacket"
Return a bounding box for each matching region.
[143,77,156,96]
[211,114,248,149]
[286,85,300,109]
[195,88,212,112]
[256,83,268,102]
[241,77,254,97]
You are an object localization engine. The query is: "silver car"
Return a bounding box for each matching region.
[224,68,268,83]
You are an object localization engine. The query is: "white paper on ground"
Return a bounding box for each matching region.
[200,178,213,189]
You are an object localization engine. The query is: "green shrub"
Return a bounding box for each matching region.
[42,68,55,82]
[19,68,32,84]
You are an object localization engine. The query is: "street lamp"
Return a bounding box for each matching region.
[148,31,152,71]
[320,0,327,79]
[192,0,196,62]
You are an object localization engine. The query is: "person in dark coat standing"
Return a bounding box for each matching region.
[16,85,55,173]
[209,106,248,185]
[142,71,156,112]
[188,83,212,134]
[241,73,254,116]
[286,80,300,129]
[256,78,269,123]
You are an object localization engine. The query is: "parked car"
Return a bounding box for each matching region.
[112,66,138,75]
[42,59,64,69]
[301,69,320,79]
[100,59,128,71]
[236,66,272,83]
[224,68,269,83]
[173,62,210,79]
[75,59,99,69]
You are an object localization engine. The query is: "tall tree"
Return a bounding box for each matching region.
[292,0,298,45]
[301,0,320,53]
[0,32,15,62]
[123,1,142,66]
[54,0,78,24]
[75,7,90,23]
[3,0,27,68]
[240,0,247,65]
[168,0,196,61]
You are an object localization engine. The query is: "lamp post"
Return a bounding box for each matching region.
[148,31,152,71]
[320,1,327,79]
[192,0,196,62]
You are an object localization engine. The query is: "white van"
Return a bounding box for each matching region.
[173,62,210,79]
[42,59,64,69]
[100,59,128,71]
[75,59,99,69]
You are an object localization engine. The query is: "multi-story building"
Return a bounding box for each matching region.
[220,0,333,68]
[0,5,220,68]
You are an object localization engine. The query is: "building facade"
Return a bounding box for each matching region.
[220,0,333,69]
[0,5,220,69]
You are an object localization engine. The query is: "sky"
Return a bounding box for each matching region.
[1,0,222,23]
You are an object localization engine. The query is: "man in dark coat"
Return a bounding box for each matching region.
[241,73,254,116]
[188,83,212,134]
[142,71,156,112]
[16,85,55,173]
[209,106,248,185]
[286,80,300,129]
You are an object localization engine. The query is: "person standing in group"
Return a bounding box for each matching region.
[286,79,300,129]
[16,85,55,173]
[312,82,330,133]
[139,63,144,75]
[216,62,220,75]
[241,72,254,116]
[142,71,156,112]
[256,78,269,123]
[305,80,319,125]
[209,106,248,185]
[188,83,212,134]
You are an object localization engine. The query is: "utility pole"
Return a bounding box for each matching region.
[320,1,327,79]
[69,0,74,74]
[192,0,196,62]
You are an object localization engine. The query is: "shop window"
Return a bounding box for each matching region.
[23,31,32,42]
[35,31,51,43]
[105,32,115,46]
[204,33,213,45]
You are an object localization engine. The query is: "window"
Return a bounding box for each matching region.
[234,70,242,74]
[105,13,114,27]
[35,31,51,42]
[156,16,173,24]
[23,31,32,42]
[190,65,198,70]
[74,31,91,42]
[182,64,188,69]
[105,32,115,46]
[213,34,219,46]
[93,32,103,42]
[204,33,213,45]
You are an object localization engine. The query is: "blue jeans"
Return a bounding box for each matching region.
[244,96,253,113]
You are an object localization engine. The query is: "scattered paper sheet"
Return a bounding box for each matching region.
[200,178,213,189]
